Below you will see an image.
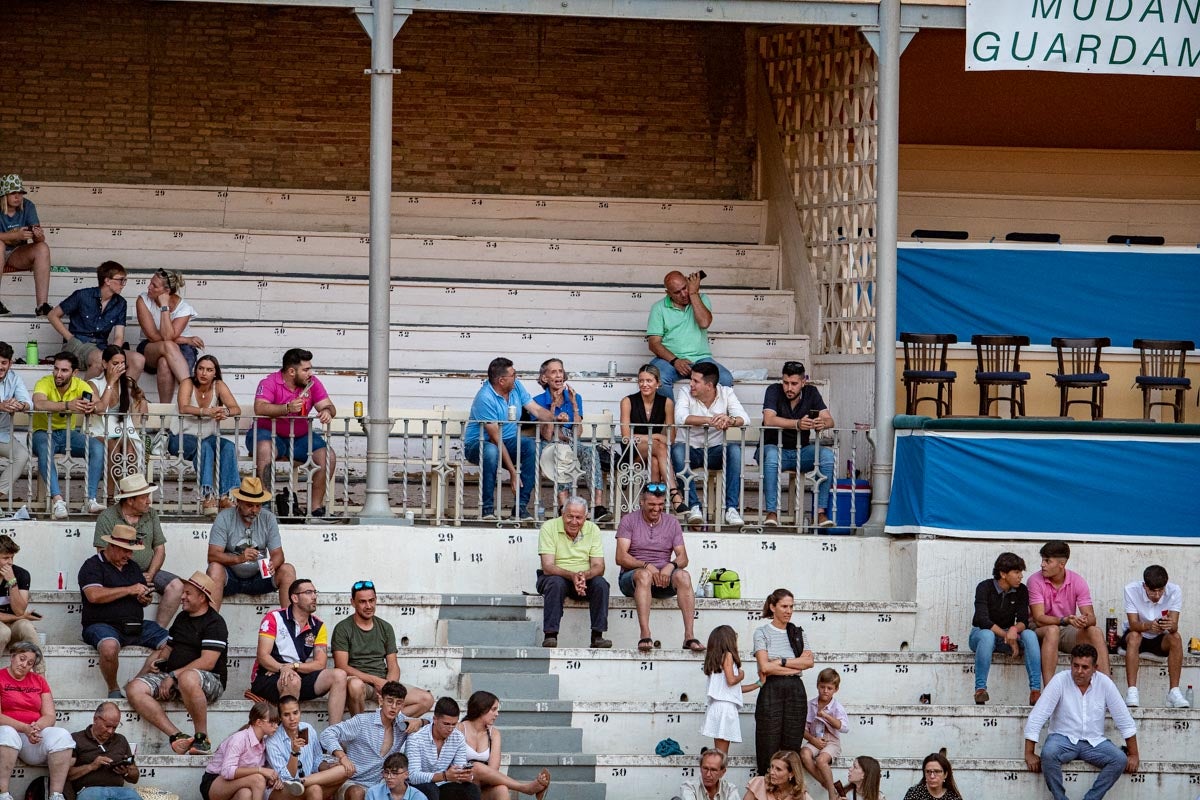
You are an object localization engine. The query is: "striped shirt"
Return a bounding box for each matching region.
[319,710,409,787]
[752,622,811,662]
[402,725,469,785]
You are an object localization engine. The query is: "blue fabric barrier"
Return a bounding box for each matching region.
[897,245,1200,347]
[886,423,1200,543]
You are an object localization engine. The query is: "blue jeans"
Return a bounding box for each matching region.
[1039,733,1127,800]
[169,433,239,496]
[671,442,741,510]
[649,356,732,398]
[77,787,143,800]
[756,443,835,513]
[968,627,1041,691]
[32,429,104,499]
[464,435,536,515]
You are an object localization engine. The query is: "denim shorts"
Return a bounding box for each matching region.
[82,620,170,650]
[245,430,327,463]
[224,570,276,597]
[618,568,678,599]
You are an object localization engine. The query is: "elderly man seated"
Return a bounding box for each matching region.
[676,750,739,800]
[615,483,702,653]
[535,498,610,649]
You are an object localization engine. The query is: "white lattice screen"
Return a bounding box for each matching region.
[759,27,878,354]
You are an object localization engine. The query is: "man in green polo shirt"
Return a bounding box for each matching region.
[646,270,733,398]
[535,497,611,649]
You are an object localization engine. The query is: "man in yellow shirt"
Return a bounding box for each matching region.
[536,497,610,649]
[31,351,105,519]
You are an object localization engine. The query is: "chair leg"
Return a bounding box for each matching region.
[978,386,988,416]
[945,383,953,417]
[1015,385,1026,418]
[1094,385,1104,420]
[1141,388,1152,421]
[1174,390,1185,423]
[1059,388,1069,417]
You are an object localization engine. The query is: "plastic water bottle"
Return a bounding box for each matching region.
[1187,685,1195,706]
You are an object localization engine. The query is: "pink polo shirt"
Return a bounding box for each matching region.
[1027,569,1094,618]
[254,371,329,439]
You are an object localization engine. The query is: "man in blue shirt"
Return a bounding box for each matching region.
[47,260,145,380]
[0,342,31,499]
[463,357,555,521]
[0,174,52,317]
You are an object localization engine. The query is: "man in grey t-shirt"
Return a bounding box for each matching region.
[204,477,296,610]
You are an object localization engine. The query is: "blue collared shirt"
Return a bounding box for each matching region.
[57,286,128,345]
[266,721,324,781]
[319,710,408,787]
[0,370,31,444]
[401,725,469,785]
[464,379,532,444]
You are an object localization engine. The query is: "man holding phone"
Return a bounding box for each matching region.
[31,350,107,518]
[756,361,836,528]
[0,535,40,657]
[646,269,733,398]
[1120,564,1189,708]
[67,701,141,800]
[0,174,53,318]
[78,525,169,699]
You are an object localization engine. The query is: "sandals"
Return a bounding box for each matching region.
[637,637,654,653]
[669,489,689,515]
[168,731,194,754]
[682,638,706,653]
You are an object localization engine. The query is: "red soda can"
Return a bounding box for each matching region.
[940,635,950,652]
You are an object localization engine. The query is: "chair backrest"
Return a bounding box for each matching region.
[899,332,956,372]
[1132,339,1194,379]
[1051,337,1110,374]
[970,334,1030,373]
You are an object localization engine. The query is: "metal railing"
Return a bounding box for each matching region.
[0,411,872,531]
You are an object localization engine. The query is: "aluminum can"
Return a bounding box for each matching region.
[607,360,618,377]
[353,401,364,418]
[507,404,518,421]
[940,635,950,652]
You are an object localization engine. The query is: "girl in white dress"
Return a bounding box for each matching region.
[701,625,759,754]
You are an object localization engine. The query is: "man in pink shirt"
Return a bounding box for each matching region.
[1027,540,1109,687]
[248,348,338,519]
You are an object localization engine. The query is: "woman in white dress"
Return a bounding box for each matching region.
[89,344,148,497]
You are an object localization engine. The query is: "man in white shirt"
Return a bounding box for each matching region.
[670,362,749,528]
[677,750,740,800]
[1120,564,1188,708]
[1024,643,1138,800]
[0,343,31,500]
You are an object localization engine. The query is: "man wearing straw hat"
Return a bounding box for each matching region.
[206,476,296,611]
[78,525,169,700]
[93,473,185,627]
[125,571,228,757]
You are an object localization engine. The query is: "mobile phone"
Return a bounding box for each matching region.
[82,391,93,402]
[697,270,708,280]
[298,729,309,744]
[153,659,169,672]
[833,781,847,796]
[26,610,42,620]
[807,409,820,419]
[111,755,135,767]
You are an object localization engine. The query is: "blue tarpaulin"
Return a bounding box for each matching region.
[897,244,1200,347]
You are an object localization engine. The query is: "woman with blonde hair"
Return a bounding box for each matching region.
[136,268,205,402]
[744,750,810,800]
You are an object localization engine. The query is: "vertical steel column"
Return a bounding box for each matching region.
[360,1,408,519]
[863,0,901,535]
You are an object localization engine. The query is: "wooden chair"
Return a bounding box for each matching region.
[899,333,957,417]
[1049,337,1111,420]
[1132,339,1193,423]
[970,335,1031,418]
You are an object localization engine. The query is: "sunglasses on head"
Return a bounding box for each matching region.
[352,580,375,592]
[644,483,668,495]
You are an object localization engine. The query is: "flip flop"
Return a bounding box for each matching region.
[682,638,706,653]
[637,637,654,653]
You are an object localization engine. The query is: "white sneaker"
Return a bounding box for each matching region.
[724,507,745,526]
[0,790,15,800]
[84,498,105,514]
[1125,686,1140,707]
[51,498,68,519]
[48,793,66,800]
[1167,687,1191,708]
[686,505,704,526]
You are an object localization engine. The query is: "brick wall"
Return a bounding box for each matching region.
[0,1,754,199]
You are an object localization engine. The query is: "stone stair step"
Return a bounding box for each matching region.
[439,619,542,647]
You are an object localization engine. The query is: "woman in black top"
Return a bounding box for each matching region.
[902,753,962,800]
[619,364,683,511]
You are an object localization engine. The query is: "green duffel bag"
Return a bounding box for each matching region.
[708,568,741,599]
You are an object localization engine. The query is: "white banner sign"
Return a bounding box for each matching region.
[966,0,1199,76]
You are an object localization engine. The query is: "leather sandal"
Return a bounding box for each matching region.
[683,638,706,653]
[638,637,654,653]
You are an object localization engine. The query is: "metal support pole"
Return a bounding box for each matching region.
[863,0,901,535]
[358,1,409,520]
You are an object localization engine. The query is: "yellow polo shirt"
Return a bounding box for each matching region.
[537,517,604,573]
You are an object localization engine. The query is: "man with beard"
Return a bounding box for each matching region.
[0,174,52,317]
[31,351,105,518]
[250,348,337,519]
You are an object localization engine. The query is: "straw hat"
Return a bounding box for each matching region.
[114,473,158,500]
[100,524,145,551]
[230,476,272,504]
[185,571,218,604]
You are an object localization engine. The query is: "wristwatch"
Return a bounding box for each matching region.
[781,657,789,668]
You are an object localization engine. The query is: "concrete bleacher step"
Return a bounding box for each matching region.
[28,181,766,243]
[42,224,780,288]
[8,317,809,376]
[31,593,915,655]
[0,271,797,334]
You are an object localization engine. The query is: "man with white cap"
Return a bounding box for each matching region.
[78,525,169,699]
[0,174,52,317]
[126,571,228,757]
[93,473,184,627]
[206,475,296,611]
